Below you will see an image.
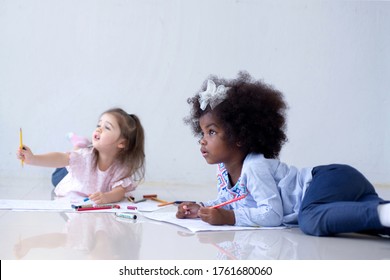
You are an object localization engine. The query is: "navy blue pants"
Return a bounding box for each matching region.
[51,168,68,187]
[298,164,389,236]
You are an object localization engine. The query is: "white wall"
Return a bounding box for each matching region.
[1,0,389,185]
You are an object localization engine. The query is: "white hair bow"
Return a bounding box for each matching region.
[198,80,230,110]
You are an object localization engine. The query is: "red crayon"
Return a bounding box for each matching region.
[76,205,113,211]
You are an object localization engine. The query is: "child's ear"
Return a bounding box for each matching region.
[118,140,126,149]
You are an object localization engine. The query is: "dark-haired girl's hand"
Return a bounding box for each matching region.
[198,207,235,225]
[176,202,201,219]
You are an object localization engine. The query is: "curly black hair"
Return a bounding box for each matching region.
[185,71,288,159]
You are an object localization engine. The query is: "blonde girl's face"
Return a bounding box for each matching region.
[92,113,125,153]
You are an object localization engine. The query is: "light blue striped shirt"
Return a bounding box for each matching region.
[203,153,313,227]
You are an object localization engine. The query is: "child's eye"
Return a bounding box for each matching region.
[209,130,216,136]
[105,125,111,130]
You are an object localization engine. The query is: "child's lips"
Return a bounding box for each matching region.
[200,148,208,157]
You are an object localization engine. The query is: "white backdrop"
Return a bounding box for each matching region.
[1,0,389,185]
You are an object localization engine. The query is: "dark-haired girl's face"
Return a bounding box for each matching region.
[198,112,242,166]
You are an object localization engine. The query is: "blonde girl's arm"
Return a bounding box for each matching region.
[17,145,70,167]
[88,187,126,204]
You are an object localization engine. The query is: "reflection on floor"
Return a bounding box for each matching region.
[1,176,389,260]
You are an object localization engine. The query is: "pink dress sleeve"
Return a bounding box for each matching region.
[55,148,139,197]
[112,176,137,193]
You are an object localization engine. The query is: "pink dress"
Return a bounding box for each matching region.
[54,148,136,197]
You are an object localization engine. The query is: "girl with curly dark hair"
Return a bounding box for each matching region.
[176,71,390,237]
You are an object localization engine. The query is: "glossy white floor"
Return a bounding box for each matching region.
[1,176,390,260]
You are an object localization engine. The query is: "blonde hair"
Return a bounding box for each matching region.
[93,108,145,183]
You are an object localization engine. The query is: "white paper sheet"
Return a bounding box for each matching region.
[0,199,73,211]
[143,211,286,233]
[0,198,166,213]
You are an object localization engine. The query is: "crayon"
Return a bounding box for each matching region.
[76,205,114,211]
[19,128,24,167]
[116,213,137,220]
[158,200,196,207]
[210,195,247,209]
[143,194,168,204]
[76,204,121,211]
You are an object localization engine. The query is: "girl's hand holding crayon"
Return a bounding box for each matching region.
[177,202,236,225]
[198,207,235,225]
[16,145,34,165]
[88,191,108,205]
[87,186,127,205]
[176,202,201,219]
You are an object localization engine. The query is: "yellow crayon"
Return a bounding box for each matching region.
[19,128,24,167]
